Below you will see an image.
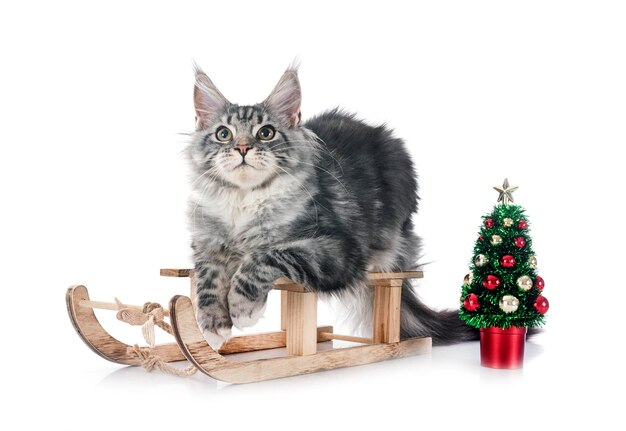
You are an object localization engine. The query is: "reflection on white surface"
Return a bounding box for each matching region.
[96,338,550,392]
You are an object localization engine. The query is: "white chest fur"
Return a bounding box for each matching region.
[191,177,297,234]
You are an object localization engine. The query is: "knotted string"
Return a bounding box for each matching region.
[114,298,196,376]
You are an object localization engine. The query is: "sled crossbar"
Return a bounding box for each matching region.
[78,300,171,317]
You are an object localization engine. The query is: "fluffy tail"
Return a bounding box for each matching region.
[400,280,478,345]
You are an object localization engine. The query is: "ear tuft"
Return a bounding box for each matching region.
[264,66,302,128]
[193,64,229,130]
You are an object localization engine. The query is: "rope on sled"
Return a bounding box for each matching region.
[126,345,197,377]
[115,299,197,376]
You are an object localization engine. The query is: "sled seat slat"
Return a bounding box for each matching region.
[160,269,423,287]
[160,268,192,277]
[366,271,423,280]
[273,279,307,292]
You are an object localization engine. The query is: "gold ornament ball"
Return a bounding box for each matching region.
[503,217,514,227]
[499,295,520,313]
[490,235,503,245]
[517,275,533,291]
[528,255,538,269]
[475,254,488,267]
[463,271,474,286]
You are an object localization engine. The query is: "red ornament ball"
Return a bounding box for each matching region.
[485,218,494,228]
[518,220,528,229]
[534,295,549,314]
[478,235,484,241]
[536,275,545,290]
[514,237,526,248]
[500,255,516,268]
[463,293,480,312]
[483,275,501,290]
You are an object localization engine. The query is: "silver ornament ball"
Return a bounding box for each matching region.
[475,254,488,267]
[499,295,520,313]
[517,275,533,291]
[528,255,538,269]
[502,217,514,227]
[490,235,503,245]
[463,271,474,286]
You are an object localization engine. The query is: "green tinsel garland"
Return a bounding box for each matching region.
[459,204,546,329]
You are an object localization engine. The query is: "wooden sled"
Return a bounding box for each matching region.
[67,269,431,383]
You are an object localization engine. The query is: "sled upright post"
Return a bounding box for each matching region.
[372,278,403,343]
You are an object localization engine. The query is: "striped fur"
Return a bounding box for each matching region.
[187,66,477,348]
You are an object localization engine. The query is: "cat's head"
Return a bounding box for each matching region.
[189,64,314,190]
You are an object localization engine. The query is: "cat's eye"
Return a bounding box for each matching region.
[215,126,233,142]
[257,125,276,141]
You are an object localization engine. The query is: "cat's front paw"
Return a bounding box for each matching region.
[195,303,232,350]
[228,274,268,330]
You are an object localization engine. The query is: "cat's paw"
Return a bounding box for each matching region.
[230,297,267,330]
[228,276,268,330]
[195,304,232,350]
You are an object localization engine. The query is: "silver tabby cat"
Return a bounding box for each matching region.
[187,64,475,348]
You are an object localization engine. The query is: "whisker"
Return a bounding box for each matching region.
[192,180,212,232]
[189,166,217,188]
[272,153,350,195]
[269,144,345,174]
[191,165,221,231]
[268,139,344,175]
[266,161,321,228]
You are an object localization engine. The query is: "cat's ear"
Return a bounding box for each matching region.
[264,67,301,128]
[194,66,229,130]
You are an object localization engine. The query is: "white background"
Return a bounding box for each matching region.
[1,1,624,429]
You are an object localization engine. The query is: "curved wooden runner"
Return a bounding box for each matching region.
[169,294,432,384]
[66,285,185,365]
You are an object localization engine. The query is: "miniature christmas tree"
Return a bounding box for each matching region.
[460,179,549,330]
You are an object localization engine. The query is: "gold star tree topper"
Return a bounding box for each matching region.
[493,178,518,205]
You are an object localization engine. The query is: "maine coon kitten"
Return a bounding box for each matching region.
[187,64,476,348]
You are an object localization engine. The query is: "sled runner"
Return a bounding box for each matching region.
[67,269,431,383]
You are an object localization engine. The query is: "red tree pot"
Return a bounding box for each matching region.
[479,326,527,369]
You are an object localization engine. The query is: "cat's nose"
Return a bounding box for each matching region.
[235,144,250,156]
